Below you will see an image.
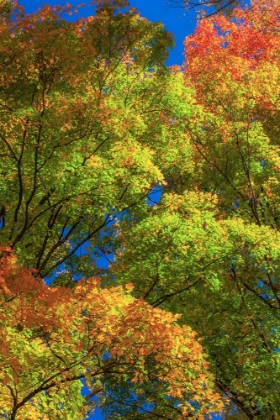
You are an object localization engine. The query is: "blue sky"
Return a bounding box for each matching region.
[18,0,222,418]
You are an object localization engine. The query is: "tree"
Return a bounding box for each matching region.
[0,246,222,419]
[0,0,176,281]
[0,0,280,418]
[109,0,280,417]
[181,2,280,415]
[0,1,222,418]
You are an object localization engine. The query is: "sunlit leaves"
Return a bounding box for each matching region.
[0,247,222,418]
[0,0,176,279]
[105,0,280,417]
[1,0,280,418]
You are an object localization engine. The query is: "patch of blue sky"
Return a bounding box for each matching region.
[147,184,163,206]
[81,379,103,420]
[43,214,117,284]
[233,198,239,208]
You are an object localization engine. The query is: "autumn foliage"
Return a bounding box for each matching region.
[0,0,280,418]
[0,246,222,418]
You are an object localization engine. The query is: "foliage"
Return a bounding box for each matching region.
[107,0,280,417]
[181,2,280,415]
[0,0,280,418]
[0,246,222,419]
[0,0,174,279]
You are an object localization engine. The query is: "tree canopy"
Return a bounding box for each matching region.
[0,0,280,418]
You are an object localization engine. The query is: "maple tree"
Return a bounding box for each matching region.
[0,1,223,418]
[0,246,222,419]
[180,2,280,416]
[106,0,280,417]
[0,0,178,282]
[0,0,280,418]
